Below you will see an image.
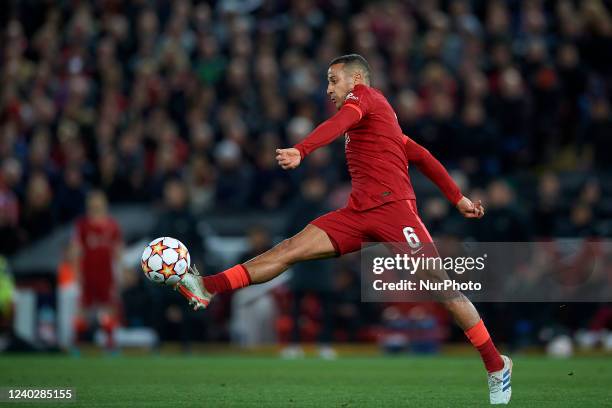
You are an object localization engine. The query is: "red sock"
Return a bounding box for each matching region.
[465,319,504,373]
[202,264,252,294]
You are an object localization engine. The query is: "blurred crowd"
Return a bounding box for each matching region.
[1,0,612,254]
[1,0,612,350]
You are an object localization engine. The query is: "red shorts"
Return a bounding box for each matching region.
[310,199,438,256]
[81,265,115,308]
[81,282,115,308]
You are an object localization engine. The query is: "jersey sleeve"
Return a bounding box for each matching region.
[293,105,361,159]
[403,134,463,205]
[342,84,371,120]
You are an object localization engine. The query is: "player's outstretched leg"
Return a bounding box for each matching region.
[176,224,337,310]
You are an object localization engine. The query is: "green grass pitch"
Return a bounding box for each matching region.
[1,354,611,407]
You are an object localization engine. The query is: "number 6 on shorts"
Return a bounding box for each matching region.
[402,226,421,249]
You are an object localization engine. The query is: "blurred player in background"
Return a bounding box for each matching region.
[72,190,122,351]
[176,54,512,404]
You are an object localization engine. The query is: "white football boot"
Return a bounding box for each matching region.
[488,355,513,404]
[174,266,214,310]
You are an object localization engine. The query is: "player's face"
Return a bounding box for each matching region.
[87,194,108,218]
[327,64,355,109]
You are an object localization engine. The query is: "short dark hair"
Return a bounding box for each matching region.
[329,54,371,84]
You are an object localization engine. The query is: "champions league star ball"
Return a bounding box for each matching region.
[141,237,191,286]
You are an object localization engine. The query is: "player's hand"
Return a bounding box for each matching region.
[456,196,485,219]
[276,148,301,170]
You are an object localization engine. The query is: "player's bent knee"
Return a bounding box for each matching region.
[416,267,463,302]
[418,266,448,284]
[437,290,465,303]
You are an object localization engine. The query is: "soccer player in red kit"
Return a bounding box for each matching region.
[72,190,122,349]
[176,54,512,404]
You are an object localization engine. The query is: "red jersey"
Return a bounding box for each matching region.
[296,84,412,211]
[74,216,122,304]
[294,84,462,210]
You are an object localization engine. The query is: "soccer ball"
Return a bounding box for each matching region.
[141,237,191,286]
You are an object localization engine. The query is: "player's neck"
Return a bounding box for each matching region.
[353,82,367,89]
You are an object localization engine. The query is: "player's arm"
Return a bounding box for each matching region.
[276,105,361,170]
[402,134,484,218]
